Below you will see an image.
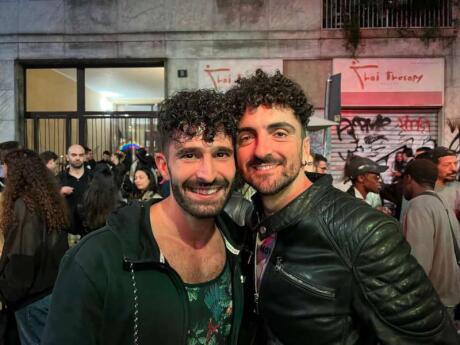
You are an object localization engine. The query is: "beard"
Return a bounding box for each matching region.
[69,160,83,169]
[170,175,232,219]
[443,175,457,183]
[243,153,303,196]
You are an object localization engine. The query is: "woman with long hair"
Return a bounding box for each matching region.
[0,149,68,345]
[78,163,124,234]
[133,167,162,201]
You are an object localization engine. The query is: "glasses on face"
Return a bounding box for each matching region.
[365,173,381,181]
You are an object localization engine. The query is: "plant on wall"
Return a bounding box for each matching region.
[341,0,458,55]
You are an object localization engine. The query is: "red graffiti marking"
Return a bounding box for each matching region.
[398,116,430,132]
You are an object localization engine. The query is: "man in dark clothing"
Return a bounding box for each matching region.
[97,150,114,169]
[313,153,328,174]
[43,90,246,345]
[345,156,387,201]
[58,144,92,236]
[226,69,458,344]
[83,146,96,170]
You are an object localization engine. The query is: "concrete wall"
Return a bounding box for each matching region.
[0,0,458,144]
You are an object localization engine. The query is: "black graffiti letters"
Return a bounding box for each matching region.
[337,114,391,141]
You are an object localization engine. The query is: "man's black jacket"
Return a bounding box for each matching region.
[247,177,458,344]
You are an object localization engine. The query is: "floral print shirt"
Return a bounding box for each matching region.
[185,262,233,345]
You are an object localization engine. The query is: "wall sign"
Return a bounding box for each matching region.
[333,58,444,107]
[198,60,283,92]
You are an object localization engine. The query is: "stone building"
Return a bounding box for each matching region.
[0,0,458,181]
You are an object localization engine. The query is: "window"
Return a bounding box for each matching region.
[323,0,454,29]
[24,63,165,160]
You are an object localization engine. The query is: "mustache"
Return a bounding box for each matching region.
[183,178,230,189]
[247,155,284,167]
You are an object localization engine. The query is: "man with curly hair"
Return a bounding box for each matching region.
[43,90,246,345]
[226,69,458,344]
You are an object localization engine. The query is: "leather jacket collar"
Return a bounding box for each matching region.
[252,176,333,240]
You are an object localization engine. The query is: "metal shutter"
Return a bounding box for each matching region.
[329,111,438,184]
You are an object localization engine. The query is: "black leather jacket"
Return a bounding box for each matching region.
[249,178,458,345]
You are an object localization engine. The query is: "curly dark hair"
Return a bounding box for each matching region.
[157,89,236,151]
[225,69,314,130]
[0,149,68,235]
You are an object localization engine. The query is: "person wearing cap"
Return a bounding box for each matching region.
[345,156,387,200]
[345,156,392,215]
[429,146,460,220]
[402,159,460,320]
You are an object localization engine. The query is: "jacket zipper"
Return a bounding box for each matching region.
[124,259,190,344]
[274,257,335,299]
[229,255,243,345]
[254,232,276,315]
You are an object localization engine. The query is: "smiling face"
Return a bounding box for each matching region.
[236,105,308,198]
[155,132,235,219]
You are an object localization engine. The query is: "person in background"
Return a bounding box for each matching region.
[0,141,21,193]
[391,151,405,182]
[77,163,124,236]
[83,146,96,170]
[102,150,111,163]
[0,149,68,345]
[110,151,128,190]
[402,147,414,164]
[429,147,460,220]
[0,141,21,345]
[132,167,162,201]
[313,153,328,174]
[98,150,114,169]
[345,156,391,215]
[58,145,92,237]
[226,69,457,344]
[402,159,460,321]
[39,151,59,175]
[415,146,433,157]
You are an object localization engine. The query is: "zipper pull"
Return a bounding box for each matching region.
[254,292,260,314]
[247,251,253,265]
[275,256,283,271]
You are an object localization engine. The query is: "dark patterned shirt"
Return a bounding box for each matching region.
[185,262,233,345]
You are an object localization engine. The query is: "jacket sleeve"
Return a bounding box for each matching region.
[42,252,103,345]
[0,199,42,305]
[351,214,459,344]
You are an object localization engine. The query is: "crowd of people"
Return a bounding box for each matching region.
[0,70,459,344]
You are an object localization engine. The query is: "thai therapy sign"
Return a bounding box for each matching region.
[198,60,283,92]
[333,58,444,107]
